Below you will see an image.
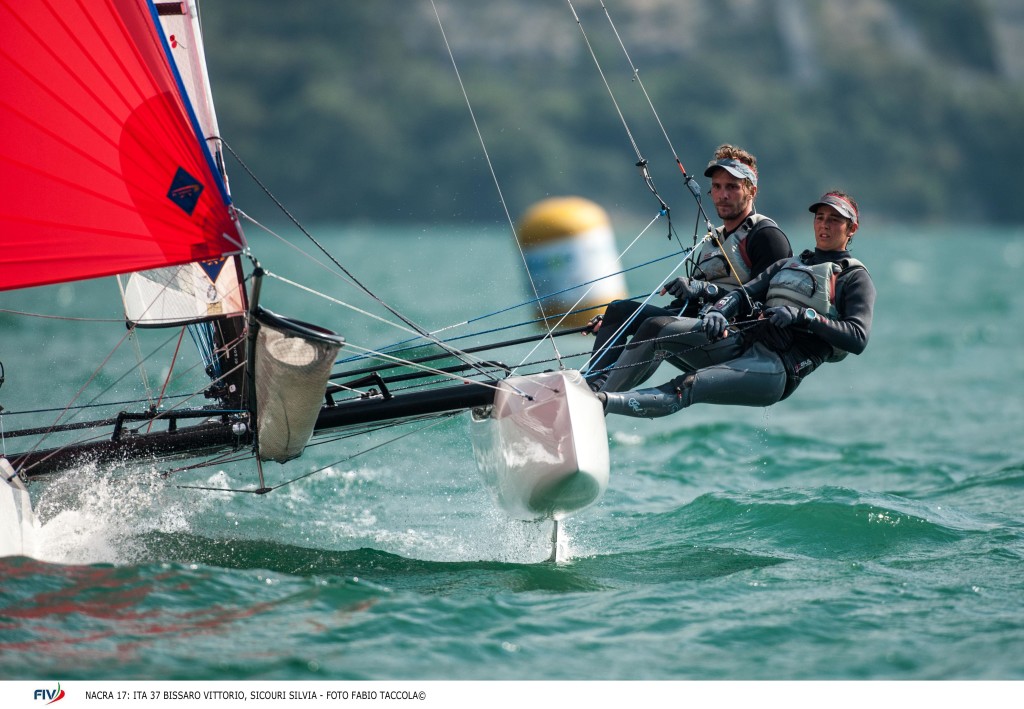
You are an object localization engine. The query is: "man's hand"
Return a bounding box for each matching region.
[703,310,729,340]
[661,277,706,300]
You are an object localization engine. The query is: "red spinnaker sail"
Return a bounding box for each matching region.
[0,0,245,292]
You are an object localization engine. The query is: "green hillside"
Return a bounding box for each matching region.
[199,0,1024,227]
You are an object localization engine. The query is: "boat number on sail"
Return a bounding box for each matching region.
[167,166,205,215]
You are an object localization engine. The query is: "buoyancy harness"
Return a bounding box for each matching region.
[695,214,777,291]
[764,250,866,362]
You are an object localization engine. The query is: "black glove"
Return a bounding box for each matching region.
[662,277,708,300]
[766,306,801,329]
[703,310,729,340]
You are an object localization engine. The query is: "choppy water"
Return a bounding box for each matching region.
[2,222,1023,685]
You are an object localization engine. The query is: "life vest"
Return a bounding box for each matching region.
[695,214,776,291]
[765,251,866,361]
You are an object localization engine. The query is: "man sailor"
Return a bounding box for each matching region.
[597,191,875,418]
[585,144,791,390]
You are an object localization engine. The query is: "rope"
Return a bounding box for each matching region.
[511,211,672,375]
[12,325,137,465]
[564,0,673,228]
[257,268,533,394]
[597,0,714,232]
[14,358,248,477]
[127,326,156,409]
[565,2,763,336]
[327,340,508,394]
[173,413,459,494]
[589,318,770,380]
[334,246,687,366]
[223,142,502,386]
[0,309,123,323]
[429,0,566,370]
[579,235,710,376]
[147,326,186,433]
[187,321,219,377]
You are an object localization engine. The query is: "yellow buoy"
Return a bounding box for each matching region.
[516,197,627,329]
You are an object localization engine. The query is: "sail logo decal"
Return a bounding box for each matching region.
[167,167,204,215]
[33,683,65,704]
[199,258,227,283]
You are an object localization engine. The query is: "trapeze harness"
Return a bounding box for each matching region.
[587,215,779,382]
[694,214,778,291]
[764,252,866,363]
[601,252,865,419]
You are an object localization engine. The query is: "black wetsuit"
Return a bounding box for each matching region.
[601,248,876,418]
[586,216,791,387]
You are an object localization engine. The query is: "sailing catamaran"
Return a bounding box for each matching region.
[0,0,610,560]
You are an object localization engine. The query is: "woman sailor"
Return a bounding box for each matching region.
[597,191,876,418]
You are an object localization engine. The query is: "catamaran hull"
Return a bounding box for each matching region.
[470,370,609,521]
[1,458,38,558]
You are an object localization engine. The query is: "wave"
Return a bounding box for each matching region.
[920,461,1024,496]
[660,485,979,561]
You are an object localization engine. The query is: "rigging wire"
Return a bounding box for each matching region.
[13,325,137,463]
[511,211,668,374]
[147,326,186,433]
[173,413,458,494]
[564,0,673,234]
[326,340,508,394]
[596,0,714,233]
[127,327,157,408]
[269,413,458,492]
[578,236,709,376]
[0,309,123,323]
[564,2,763,359]
[188,321,220,377]
[0,362,5,457]
[583,317,770,381]
[14,358,249,477]
[428,0,566,369]
[559,0,725,377]
[222,143,503,387]
[257,268,523,390]
[333,246,686,366]
[597,1,759,310]
[6,324,248,471]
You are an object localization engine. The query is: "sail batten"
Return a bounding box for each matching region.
[0,0,244,292]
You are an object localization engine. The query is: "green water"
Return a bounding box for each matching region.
[1,222,1023,681]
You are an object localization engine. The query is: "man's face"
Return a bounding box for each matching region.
[709,169,756,222]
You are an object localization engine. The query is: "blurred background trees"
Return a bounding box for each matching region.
[200,0,1024,227]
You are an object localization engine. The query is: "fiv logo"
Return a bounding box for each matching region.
[33,683,65,704]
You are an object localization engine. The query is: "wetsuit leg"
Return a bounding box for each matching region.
[587,300,676,385]
[600,316,742,392]
[603,342,787,418]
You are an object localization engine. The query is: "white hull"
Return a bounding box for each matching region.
[470,370,609,521]
[1,458,38,558]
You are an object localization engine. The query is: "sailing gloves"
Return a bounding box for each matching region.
[766,305,801,329]
[704,303,811,340]
[662,277,718,302]
[702,310,729,340]
[700,289,745,341]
